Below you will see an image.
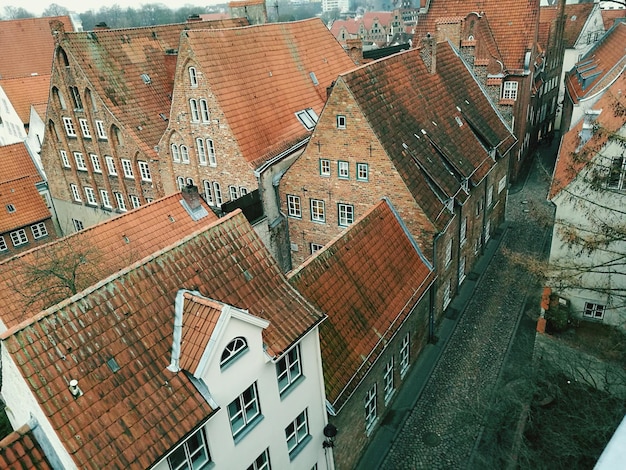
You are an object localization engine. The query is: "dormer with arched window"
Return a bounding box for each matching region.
[220,337,248,369]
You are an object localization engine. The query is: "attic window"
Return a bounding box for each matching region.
[296,108,318,131]
[309,72,319,86]
[107,357,121,373]
[220,337,248,369]
[6,204,15,213]
[455,116,463,127]
[159,113,168,121]
[141,73,151,85]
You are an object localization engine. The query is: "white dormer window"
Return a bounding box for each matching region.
[189,66,198,87]
[295,108,318,131]
[220,337,248,369]
[502,81,518,101]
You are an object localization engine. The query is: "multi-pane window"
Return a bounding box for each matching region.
[485,219,491,242]
[285,410,309,458]
[72,219,84,231]
[247,449,270,470]
[460,217,467,245]
[60,150,70,168]
[105,156,117,176]
[287,195,302,218]
[213,182,223,205]
[189,99,200,122]
[320,159,331,177]
[337,115,346,129]
[608,156,626,190]
[181,145,190,164]
[138,161,151,181]
[203,180,214,205]
[400,333,410,377]
[338,203,354,227]
[176,177,185,190]
[583,302,605,319]
[296,109,317,130]
[121,159,133,178]
[63,117,76,136]
[79,118,91,138]
[167,428,211,470]
[444,238,453,268]
[200,99,210,122]
[69,86,83,110]
[10,229,28,247]
[383,358,394,403]
[498,175,507,194]
[276,345,302,394]
[220,337,248,368]
[310,243,323,254]
[229,186,238,201]
[364,384,377,431]
[171,144,180,163]
[443,279,452,309]
[459,256,466,285]
[228,383,261,438]
[357,163,369,181]
[196,138,207,165]
[30,222,48,240]
[129,194,141,209]
[0,236,7,251]
[207,139,216,166]
[90,154,102,173]
[502,81,518,100]
[114,192,127,211]
[95,120,107,139]
[338,161,349,179]
[70,183,81,202]
[100,189,112,208]
[240,187,248,196]
[311,199,325,223]
[486,186,493,207]
[84,187,97,205]
[74,152,87,171]
[189,66,198,87]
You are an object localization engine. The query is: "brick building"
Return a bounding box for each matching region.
[280,42,515,316]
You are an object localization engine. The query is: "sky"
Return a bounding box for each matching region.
[10,1,225,17]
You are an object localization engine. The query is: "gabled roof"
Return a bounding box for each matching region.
[562,3,596,48]
[55,18,248,157]
[565,21,626,105]
[601,8,626,31]
[183,19,356,168]
[0,191,218,330]
[179,293,224,373]
[288,199,435,410]
[0,176,50,233]
[0,423,52,469]
[0,75,51,124]
[330,12,395,37]
[338,42,515,230]
[0,16,73,80]
[415,0,540,70]
[1,210,323,469]
[0,142,41,183]
[549,73,626,200]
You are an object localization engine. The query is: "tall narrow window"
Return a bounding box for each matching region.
[105,156,117,176]
[203,180,214,205]
[60,150,70,168]
[189,66,198,87]
[320,159,330,177]
[70,184,81,202]
[69,86,83,110]
[213,182,223,205]
[90,154,101,173]
[84,187,97,205]
[73,151,87,170]
[364,385,377,431]
[189,99,200,122]
[121,159,133,178]
[79,118,91,138]
[114,192,127,211]
[338,203,354,227]
[138,161,151,181]
[171,143,180,163]
[400,333,410,377]
[63,117,76,137]
[383,358,394,403]
[460,217,467,246]
[228,383,261,438]
[285,410,310,458]
[486,186,493,207]
[95,120,107,139]
[129,194,141,209]
[229,186,238,201]
[357,163,369,181]
[444,238,453,268]
[276,345,302,395]
[207,139,216,166]
[200,99,210,122]
[337,115,346,129]
[196,138,207,165]
[311,199,325,223]
[443,279,452,309]
[100,189,112,208]
[0,236,7,251]
[181,145,190,164]
[287,195,301,218]
[338,161,349,179]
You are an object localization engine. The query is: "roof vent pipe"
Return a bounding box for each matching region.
[69,379,83,398]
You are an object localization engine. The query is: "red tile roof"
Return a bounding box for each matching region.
[565,21,626,105]
[330,12,395,36]
[338,42,515,231]
[289,199,435,410]
[179,293,223,373]
[549,73,626,200]
[0,16,73,80]
[0,176,50,233]
[601,8,626,31]
[1,210,322,469]
[0,143,41,183]
[55,18,248,157]
[0,423,52,469]
[415,0,540,70]
[0,75,51,124]
[184,19,356,168]
[0,192,218,330]
[562,3,596,48]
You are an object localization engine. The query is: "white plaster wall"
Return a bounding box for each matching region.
[25,105,46,178]
[52,197,118,235]
[0,86,26,147]
[0,343,77,469]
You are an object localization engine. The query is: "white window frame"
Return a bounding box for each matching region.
[200,99,210,122]
[247,448,270,470]
[486,185,493,207]
[310,243,323,254]
[0,236,7,251]
[229,185,238,201]
[608,156,626,190]
[400,333,410,377]
[72,219,84,231]
[10,229,28,246]
[62,117,76,137]
[498,175,506,194]
[90,154,102,173]
[138,161,151,181]
[311,199,325,223]
[196,138,207,165]
[74,152,87,171]
[583,302,605,319]
[114,192,127,211]
[460,217,467,246]
[207,139,216,166]
[79,118,91,138]
[338,161,349,179]
[364,384,377,431]
[444,238,453,268]
[166,428,211,470]
[95,120,107,139]
[203,180,214,205]
[287,195,302,218]
[121,159,133,178]
[337,114,347,129]
[70,183,81,202]
[171,144,180,163]
[105,156,117,176]
[338,203,354,227]
[239,187,248,196]
[213,181,223,205]
[443,279,452,309]
[31,222,48,239]
[295,109,317,130]
[220,337,248,368]
[485,219,491,243]
[228,383,261,438]
[189,66,198,87]
[129,194,141,209]
[320,159,331,177]
[100,189,112,208]
[181,145,190,164]
[285,409,310,458]
[276,345,302,395]
[383,357,394,403]
[357,162,369,181]
[502,81,518,100]
[60,150,70,168]
[84,187,97,205]
[189,99,200,122]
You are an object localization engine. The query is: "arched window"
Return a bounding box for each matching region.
[203,180,214,205]
[189,66,198,87]
[112,125,124,146]
[58,48,70,67]
[176,176,185,190]
[200,99,210,122]
[220,337,248,368]
[180,145,190,163]
[171,143,180,162]
[52,87,66,110]
[48,120,61,142]
[86,88,97,112]
[189,99,200,122]
[186,177,194,187]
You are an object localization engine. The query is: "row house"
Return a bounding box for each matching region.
[1,210,332,469]
[157,19,355,270]
[414,0,566,182]
[289,199,436,469]
[280,40,516,317]
[39,17,248,235]
[561,19,626,133]
[548,73,626,329]
[330,11,407,47]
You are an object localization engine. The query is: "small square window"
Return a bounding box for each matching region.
[583,302,605,319]
[10,229,28,246]
[338,161,349,179]
[320,159,331,177]
[337,115,346,129]
[357,163,369,181]
[0,236,7,251]
[310,243,323,254]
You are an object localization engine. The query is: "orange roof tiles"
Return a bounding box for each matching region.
[179,293,223,373]
[562,3,595,48]
[56,18,248,158]
[0,75,51,124]
[330,12,395,37]
[549,73,626,200]
[0,176,50,233]
[565,21,626,105]
[338,43,515,230]
[1,210,322,468]
[0,142,41,183]
[289,199,435,409]
[0,16,74,80]
[0,423,52,469]
[185,19,356,168]
[415,0,540,70]
[601,8,626,31]
[0,191,218,330]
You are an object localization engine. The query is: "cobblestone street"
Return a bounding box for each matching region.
[379,148,557,469]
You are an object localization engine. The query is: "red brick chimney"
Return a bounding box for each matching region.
[182,184,201,210]
[346,38,364,65]
[164,49,178,88]
[420,33,437,74]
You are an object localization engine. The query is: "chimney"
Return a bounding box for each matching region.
[94,22,110,31]
[420,33,437,74]
[49,19,66,44]
[164,49,178,88]
[182,184,201,210]
[346,39,364,65]
[187,14,202,22]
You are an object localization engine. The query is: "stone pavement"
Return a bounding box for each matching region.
[355,143,558,470]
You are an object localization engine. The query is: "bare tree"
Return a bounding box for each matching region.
[2,6,35,19]
[43,3,70,17]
